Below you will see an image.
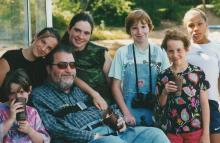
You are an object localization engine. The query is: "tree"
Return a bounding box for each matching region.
[202,0,206,12]
[212,0,220,16]
[80,0,90,11]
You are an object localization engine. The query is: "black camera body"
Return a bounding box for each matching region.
[131,92,156,109]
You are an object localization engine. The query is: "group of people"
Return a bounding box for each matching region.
[0,7,219,143]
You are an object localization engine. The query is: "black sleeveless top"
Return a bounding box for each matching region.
[2,49,47,87]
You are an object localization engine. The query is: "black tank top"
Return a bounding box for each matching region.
[2,49,47,87]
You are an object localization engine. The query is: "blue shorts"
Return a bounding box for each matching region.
[209,100,220,134]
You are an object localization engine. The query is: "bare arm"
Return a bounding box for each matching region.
[17,123,45,143]
[158,89,169,106]
[2,118,14,136]
[159,81,177,106]
[112,78,136,125]
[27,127,45,143]
[2,100,22,136]
[200,90,210,143]
[0,58,10,86]
[74,77,107,110]
[103,51,112,85]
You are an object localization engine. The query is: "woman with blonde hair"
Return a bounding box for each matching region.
[183,8,220,143]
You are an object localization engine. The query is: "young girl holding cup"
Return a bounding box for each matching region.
[0,69,50,143]
[157,29,210,143]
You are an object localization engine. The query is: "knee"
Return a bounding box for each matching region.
[89,135,124,143]
[150,127,165,136]
[142,127,170,143]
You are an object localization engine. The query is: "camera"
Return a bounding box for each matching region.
[131,93,156,109]
[131,93,145,108]
[16,97,26,121]
[144,93,156,109]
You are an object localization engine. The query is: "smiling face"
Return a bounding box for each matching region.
[47,51,76,91]
[184,10,208,44]
[166,39,188,66]
[68,21,92,51]
[130,21,150,44]
[32,36,58,58]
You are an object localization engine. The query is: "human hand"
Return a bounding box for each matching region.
[17,120,32,134]
[92,92,108,110]
[164,81,177,94]
[117,117,126,132]
[200,133,210,143]
[123,112,136,126]
[9,99,24,122]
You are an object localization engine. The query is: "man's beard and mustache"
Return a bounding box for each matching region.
[52,74,75,90]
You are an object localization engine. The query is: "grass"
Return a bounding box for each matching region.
[91,26,129,41]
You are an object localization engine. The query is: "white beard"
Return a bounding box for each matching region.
[59,78,74,90]
[51,74,75,90]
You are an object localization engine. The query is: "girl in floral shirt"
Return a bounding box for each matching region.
[157,30,210,143]
[0,69,50,143]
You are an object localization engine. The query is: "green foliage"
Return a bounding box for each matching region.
[52,14,68,36]
[0,0,23,40]
[91,27,129,40]
[53,0,81,14]
[52,0,82,35]
[87,0,133,26]
[134,0,161,26]
[212,0,220,16]
[175,0,202,5]
[134,0,191,27]
[52,0,208,34]
[52,0,132,31]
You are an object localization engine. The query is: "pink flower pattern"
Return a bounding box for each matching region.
[0,104,50,143]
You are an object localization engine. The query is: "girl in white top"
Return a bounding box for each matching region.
[183,8,220,143]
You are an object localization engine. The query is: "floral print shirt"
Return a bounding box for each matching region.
[156,64,210,134]
[0,103,50,143]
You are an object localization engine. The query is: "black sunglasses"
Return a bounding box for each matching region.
[51,62,76,69]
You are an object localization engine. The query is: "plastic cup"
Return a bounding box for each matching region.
[16,97,26,121]
[173,75,183,96]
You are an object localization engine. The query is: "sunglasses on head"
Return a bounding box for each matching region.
[51,62,76,69]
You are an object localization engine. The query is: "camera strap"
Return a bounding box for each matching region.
[132,44,152,96]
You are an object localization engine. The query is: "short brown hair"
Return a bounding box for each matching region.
[125,9,154,35]
[161,29,190,51]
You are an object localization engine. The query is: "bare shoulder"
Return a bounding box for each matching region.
[0,58,10,85]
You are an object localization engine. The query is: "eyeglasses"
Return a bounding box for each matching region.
[51,62,76,69]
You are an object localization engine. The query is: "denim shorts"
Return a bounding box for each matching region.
[209,100,220,134]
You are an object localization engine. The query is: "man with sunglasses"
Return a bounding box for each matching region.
[30,45,170,143]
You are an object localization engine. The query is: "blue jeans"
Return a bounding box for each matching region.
[122,44,160,125]
[89,125,170,143]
